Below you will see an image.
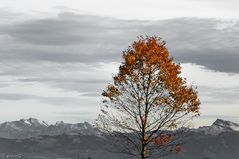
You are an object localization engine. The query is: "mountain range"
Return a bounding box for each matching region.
[0,118,97,139]
[0,118,238,159]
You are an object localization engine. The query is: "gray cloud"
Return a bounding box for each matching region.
[0,12,238,104]
[198,86,239,105]
[0,93,37,100]
[0,92,96,106]
[0,12,239,73]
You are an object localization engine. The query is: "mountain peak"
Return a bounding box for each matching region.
[20,117,49,127]
[55,121,65,126]
[196,118,239,135]
[212,118,239,131]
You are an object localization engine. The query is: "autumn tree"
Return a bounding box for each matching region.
[97,36,200,159]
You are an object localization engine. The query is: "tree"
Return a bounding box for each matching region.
[97,36,200,159]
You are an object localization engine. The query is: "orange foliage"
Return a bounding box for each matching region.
[103,36,200,115]
[175,144,182,154]
[153,136,159,145]
[102,85,121,99]
[159,134,171,145]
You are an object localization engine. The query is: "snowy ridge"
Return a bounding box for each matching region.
[20,118,49,127]
[0,118,238,139]
[196,118,239,135]
[0,118,97,139]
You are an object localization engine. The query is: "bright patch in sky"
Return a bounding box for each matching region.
[1,0,239,20]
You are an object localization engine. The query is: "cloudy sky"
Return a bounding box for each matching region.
[0,0,239,126]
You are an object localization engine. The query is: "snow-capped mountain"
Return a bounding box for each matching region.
[0,118,97,139]
[213,118,239,131]
[1,118,49,130]
[0,118,238,139]
[196,118,239,135]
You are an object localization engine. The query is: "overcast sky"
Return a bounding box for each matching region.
[0,0,239,126]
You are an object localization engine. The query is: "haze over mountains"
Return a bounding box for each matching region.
[0,118,238,159]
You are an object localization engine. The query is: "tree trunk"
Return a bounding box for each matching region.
[141,145,147,159]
